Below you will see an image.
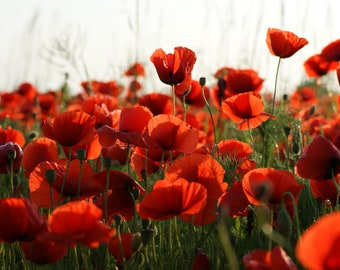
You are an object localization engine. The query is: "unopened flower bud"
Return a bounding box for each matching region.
[199,77,206,87]
[103,157,113,169]
[45,169,56,184]
[131,232,142,252]
[76,148,87,161]
[277,205,292,238]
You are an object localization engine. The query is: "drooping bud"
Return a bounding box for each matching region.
[277,205,293,238]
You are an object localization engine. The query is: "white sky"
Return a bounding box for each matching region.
[0,0,339,96]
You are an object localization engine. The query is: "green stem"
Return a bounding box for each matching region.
[76,159,84,200]
[282,191,301,239]
[271,57,282,115]
[117,226,127,270]
[57,147,72,205]
[201,84,217,144]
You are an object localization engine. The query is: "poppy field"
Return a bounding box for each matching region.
[0,27,340,270]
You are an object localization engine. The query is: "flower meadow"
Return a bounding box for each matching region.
[0,28,340,270]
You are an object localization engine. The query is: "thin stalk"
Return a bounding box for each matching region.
[282,192,301,238]
[50,183,55,210]
[116,226,127,270]
[171,84,176,116]
[76,159,84,200]
[201,82,217,144]
[271,57,282,115]
[57,147,72,205]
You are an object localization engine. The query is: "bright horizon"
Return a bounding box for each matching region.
[0,0,339,96]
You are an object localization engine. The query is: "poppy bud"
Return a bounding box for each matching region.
[45,169,56,184]
[27,130,39,142]
[309,105,316,116]
[292,142,300,155]
[277,205,292,238]
[255,204,270,228]
[141,227,156,245]
[114,214,123,228]
[283,126,291,137]
[103,156,113,169]
[76,148,87,161]
[0,142,23,174]
[199,77,206,87]
[131,232,142,252]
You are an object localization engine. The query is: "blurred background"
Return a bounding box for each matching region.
[0,0,339,96]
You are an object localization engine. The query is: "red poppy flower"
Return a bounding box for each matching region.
[124,62,145,77]
[22,137,59,177]
[289,87,318,109]
[295,135,340,181]
[82,94,118,116]
[218,139,253,160]
[0,126,25,147]
[304,54,339,78]
[143,114,198,153]
[222,92,274,130]
[217,181,250,218]
[309,178,339,206]
[225,68,264,97]
[192,248,210,270]
[175,79,210,108]
[320,39,340,62]
[108,233,135,266]
[117,105,153,146]
[37,91,61,119]
[242,168,304,218]
[40,201,115,248]
[138,93,172,115]
[137,178,207,220]
[15,82,38,101]
[21,234,68,265]
[266,28,308,58]
[0,141,23,174]
[150,47,197,85]
[81,80,122,97]
[296,211,340,270]
[101,143,128,166]
[0,197,45,242]
[97,125,118,148]
[130,146,162,180]
[243,246,297,270]
[93,170,145,220]
[42,110,97,148]
[163,153,228,225]
[29,160,102,208]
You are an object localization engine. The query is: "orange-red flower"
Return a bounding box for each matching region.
[222,92,274,130]
[143,114,198,153]
[242,168,304,218]
[163,153,228,225]
[289,87,318,109]
[29,160,102,208]
[175,79,210,108]
[304,54,339,78]
[295,135,340,181]
[124,62,145,77]
[22,137,59,177]
[42,110,97,148]
[137,178,207,220]
[150,47,196,85]
[39,201,115,248]
[243,246,297,270]
[0,197,45,242]
[138,93,172,115]
[296,211,340,270]
[266,28,308,58]
[81,80,122,97]
[0,126,25,147]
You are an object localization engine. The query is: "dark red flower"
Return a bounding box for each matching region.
[176,79,210,108]
[225,68,264,97]
[320,39,340,62]
[150,47,197,85]
[81,80,122,97]
[94,170,145,220]
[192,248,210,270]
[124,62,145,77]
[266,28,308,58]
[295,135,340,181]
[108,233,135,265]
[0,141,23,174]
